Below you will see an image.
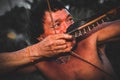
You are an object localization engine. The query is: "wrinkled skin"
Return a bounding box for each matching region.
[32,34,73,58]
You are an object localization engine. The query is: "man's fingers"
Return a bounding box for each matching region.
[50,34,72,40]
[53,40,66,45]
[56,47,72,53]
[54,44,67,50]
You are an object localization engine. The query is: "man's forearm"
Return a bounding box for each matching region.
[0,34,73,75]
[0,47,33,75]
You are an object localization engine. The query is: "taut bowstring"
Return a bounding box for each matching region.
[46,0,56,34]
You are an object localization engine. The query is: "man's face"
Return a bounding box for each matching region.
[42,9,74,37]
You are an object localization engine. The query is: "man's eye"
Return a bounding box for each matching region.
[54,23,60,28]
[68,18,73,21]
[67,17,74,23]
[66,17,74,25]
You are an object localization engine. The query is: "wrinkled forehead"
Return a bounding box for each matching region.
[44,9,70,23]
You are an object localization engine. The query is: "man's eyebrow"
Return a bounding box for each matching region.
[54,14,72,23]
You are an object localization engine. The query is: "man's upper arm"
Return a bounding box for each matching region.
[97,20,120,43]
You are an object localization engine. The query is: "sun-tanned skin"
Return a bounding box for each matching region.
[1,0,120,80]
[34,9,120,80]
[1,1,119,80]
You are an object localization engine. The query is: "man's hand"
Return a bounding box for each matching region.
[29,34,73,59]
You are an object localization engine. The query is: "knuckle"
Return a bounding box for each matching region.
[63,40,66,43]
[61,40,66,44]
[63,44,67,48]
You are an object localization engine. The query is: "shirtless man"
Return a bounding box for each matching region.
[29,0,120,80]
[0,0,120,80]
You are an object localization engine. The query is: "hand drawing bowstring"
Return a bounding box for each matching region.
[46,0,117,79]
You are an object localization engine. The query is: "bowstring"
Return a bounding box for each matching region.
[70,51,117,80]
[45,0,117,79]
[46,0,56,34]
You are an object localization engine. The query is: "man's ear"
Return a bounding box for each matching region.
[37,34,45,41]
